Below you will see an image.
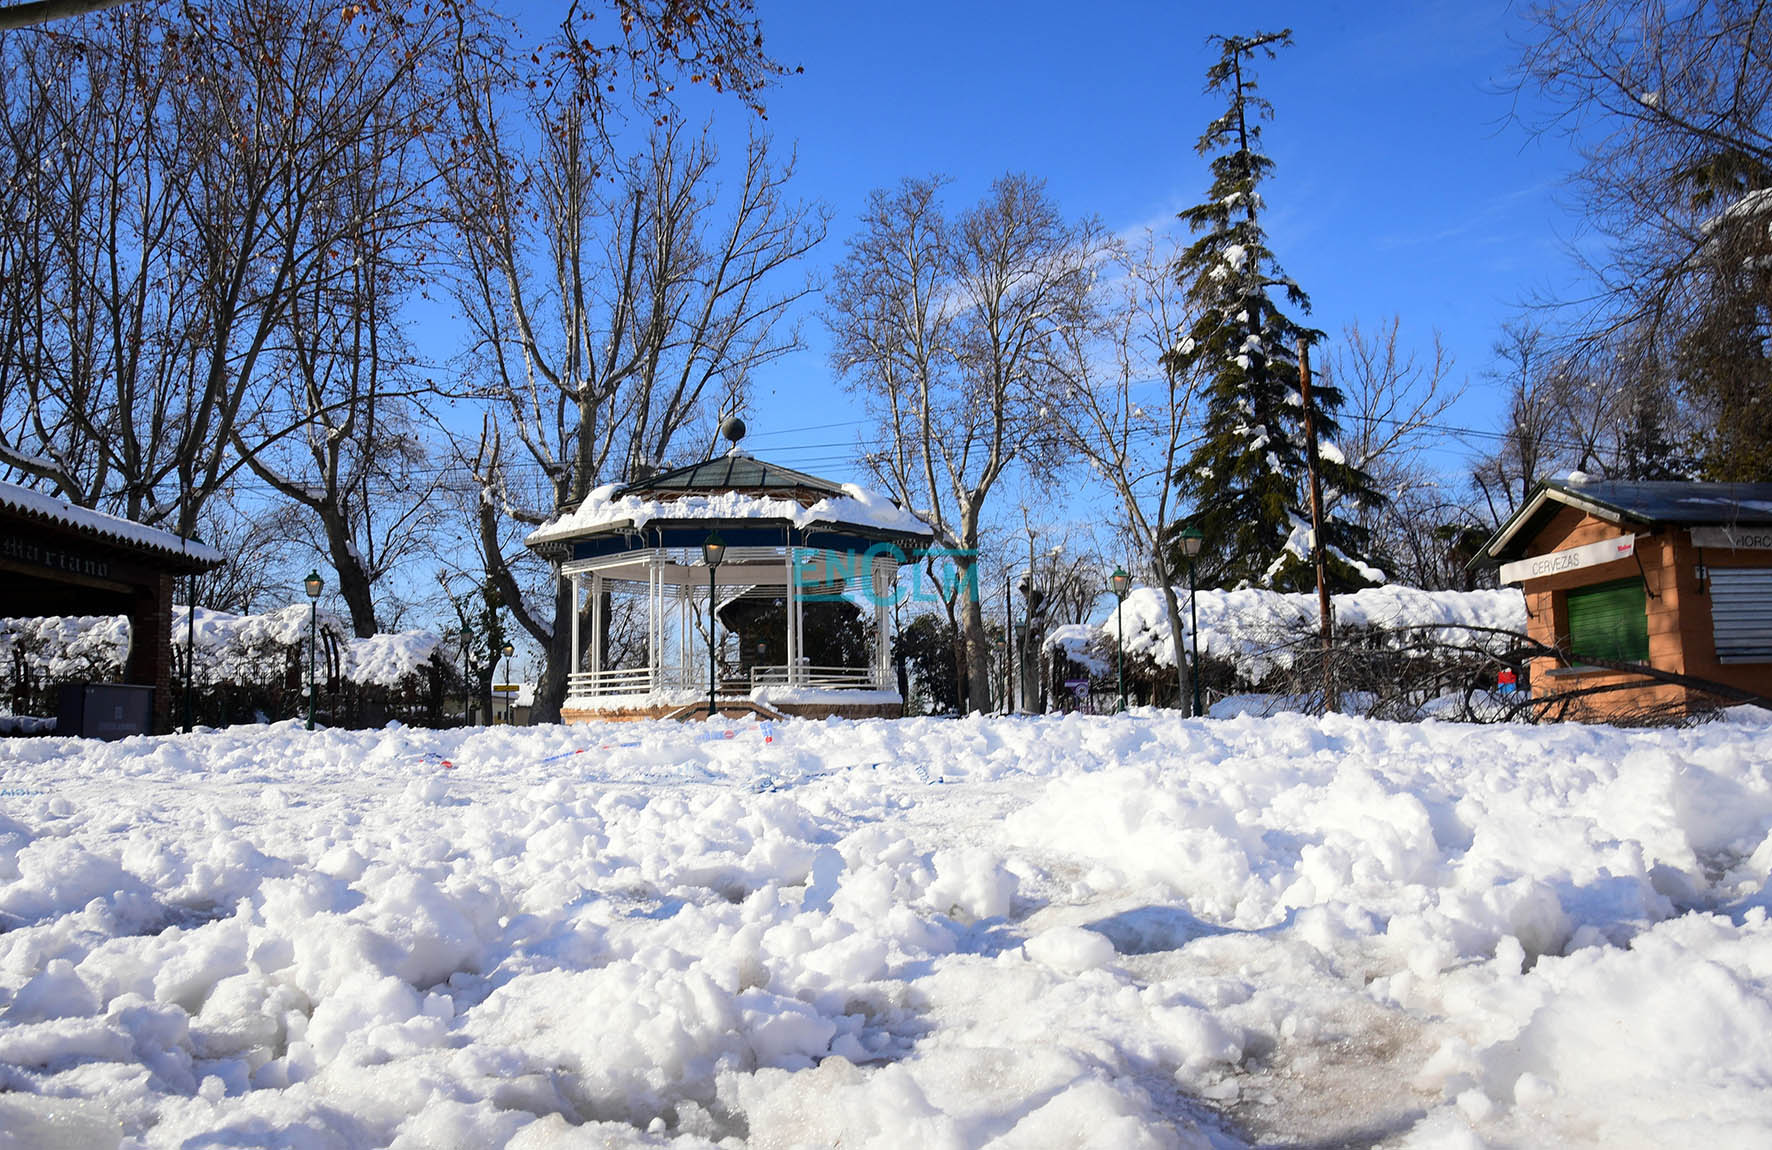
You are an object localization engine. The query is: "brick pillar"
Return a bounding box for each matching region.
[125,572,176,734]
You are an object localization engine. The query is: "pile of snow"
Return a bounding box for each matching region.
[176,607,447,689]
[173,605,349,683]
[2,708,1771,1146]
[527,481,933,545]
[1103,585,1527,678]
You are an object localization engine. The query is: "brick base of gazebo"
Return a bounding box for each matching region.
[562,697,903,724]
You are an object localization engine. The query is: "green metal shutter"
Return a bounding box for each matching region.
[1710,568,1772,663]
[1566,577,1648,663]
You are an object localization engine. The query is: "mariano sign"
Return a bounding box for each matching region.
[1689,526,1772,551]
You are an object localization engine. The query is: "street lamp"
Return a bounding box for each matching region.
[303,569,322,730]
[501,642,514,724]
[1179,525,1204,718]
[1110,566,1131,712]
[703,531,726,718]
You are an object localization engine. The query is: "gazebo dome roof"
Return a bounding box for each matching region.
[620,453,848,500]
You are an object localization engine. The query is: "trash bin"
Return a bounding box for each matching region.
[57,683,155,741]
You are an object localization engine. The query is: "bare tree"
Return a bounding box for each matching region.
[0,0,451,543]
[1469,318,1685,528]
[1326,317,1470,587]
[0,0,131,32]
[440,28,825,720]
[829,174,1105,713]
[1052,227,1204,711]
[548,0,793,127]
[1514,0,1772,479]
[826,179,968,704]
[231,61,448,636]
[0,7,184,512]
[1516,0,1772,323]
[182,496,303,615]
[1471,323,1576,522]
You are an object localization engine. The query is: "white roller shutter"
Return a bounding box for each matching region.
[1710,568,1772,663]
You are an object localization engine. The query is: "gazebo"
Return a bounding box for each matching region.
[526,429,935,722]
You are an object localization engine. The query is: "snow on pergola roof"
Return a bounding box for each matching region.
[0,480,224,567]
[526,453,934,547]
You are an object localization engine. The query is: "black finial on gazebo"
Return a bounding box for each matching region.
[721,416,746,451]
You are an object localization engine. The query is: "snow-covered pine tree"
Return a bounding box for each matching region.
[1166,30,1384,591]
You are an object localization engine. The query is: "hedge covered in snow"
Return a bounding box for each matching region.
[1087,585,1527,681]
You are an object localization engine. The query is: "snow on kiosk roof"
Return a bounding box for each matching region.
[1474,476,1772,567]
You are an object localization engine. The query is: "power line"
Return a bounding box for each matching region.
[10,399,1633,518]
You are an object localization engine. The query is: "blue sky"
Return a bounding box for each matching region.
[687,0,1590,480]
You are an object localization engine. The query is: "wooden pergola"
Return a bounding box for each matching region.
[1,482,223,734]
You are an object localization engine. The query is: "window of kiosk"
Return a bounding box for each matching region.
[1564,577,1648,665]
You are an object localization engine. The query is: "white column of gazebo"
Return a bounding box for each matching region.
[561,545,897,703]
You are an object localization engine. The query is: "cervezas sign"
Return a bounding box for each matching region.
[1498,534,1636,585]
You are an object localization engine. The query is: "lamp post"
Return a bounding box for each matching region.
[703,531,726,718]
[303,569,322,730]
[501,642,514,724]
[1110,566,1130,712]
[1178,525,1204,718]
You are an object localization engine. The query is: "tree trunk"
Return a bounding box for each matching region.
[950,630,969,714]
[1156,568,1191,715]
[956,555,992,713]
[322,510,379,639]
[531,574,573,724]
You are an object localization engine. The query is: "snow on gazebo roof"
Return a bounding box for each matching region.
[525,453,934,547]
[1,479,225,567]
[622,453,848,497]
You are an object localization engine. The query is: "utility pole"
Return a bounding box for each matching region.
[1024,531,1035,714]
[1298,339,1337,713]
[1003,574,1013,713]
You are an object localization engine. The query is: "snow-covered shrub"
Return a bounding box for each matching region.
[1065,586,1531,719]
[1,610,458,729]
[1,616,130,717]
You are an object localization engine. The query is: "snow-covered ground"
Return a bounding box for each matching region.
[3,708,1772,1148]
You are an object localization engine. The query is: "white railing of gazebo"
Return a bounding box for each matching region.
[566,663,886,697]
[567,667,693,696]
[749,664,880,689]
